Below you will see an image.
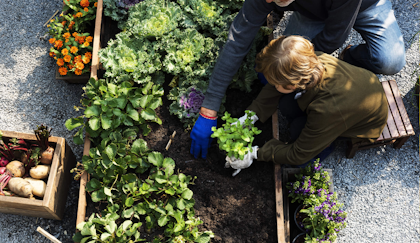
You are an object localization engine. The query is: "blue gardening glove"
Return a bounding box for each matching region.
[190,114,217,159]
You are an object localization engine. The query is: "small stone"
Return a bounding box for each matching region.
[367,233,373,238]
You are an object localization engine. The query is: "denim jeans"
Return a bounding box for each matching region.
[283,0,405,75]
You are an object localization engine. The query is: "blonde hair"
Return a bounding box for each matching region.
[255,35,324,90]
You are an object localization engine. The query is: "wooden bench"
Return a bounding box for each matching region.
[346,80,415,158]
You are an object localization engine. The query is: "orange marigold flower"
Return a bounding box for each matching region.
[94,2,97,7]
[82,55,90,64]
[85,51,92,59]
[69,21,75,29]
[80,0,89,8]
[83,42,89,47]
[72,32,78,38]
[78,37,85,44]
[65,39,69,43]
[75,12,83,18]
[75,69,83,75]
[68,64,74,70]
[86,36,93,43]
[64,55,72,63]
[70,46,78,54]
[75,62,85,70]
[62,32,71,39]
[49,52,55,57]
[84,7,89,12]
[74,55,82,63]
[54,40,63,49]
[61,48,69,55]
[49,38,56,44]
[58,67,68,76]
[57,58,65,67]
[61,21,66,26]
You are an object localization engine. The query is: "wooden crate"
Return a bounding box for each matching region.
[0,130,76,220]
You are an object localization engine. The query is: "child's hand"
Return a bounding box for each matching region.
[225,146,258,176]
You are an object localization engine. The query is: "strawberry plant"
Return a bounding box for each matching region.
[211,110,261,160]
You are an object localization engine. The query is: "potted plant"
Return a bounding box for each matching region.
[47,0,98,83]
[287,160,347,243]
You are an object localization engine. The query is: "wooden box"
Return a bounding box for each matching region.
[0,130,76,220]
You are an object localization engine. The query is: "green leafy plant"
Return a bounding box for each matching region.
[65,77,163,144]
[73,132,214,242]
[287,160,347,243]
[211,110,261,160]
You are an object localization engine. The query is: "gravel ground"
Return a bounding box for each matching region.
[0,0,418,242]
[274,1,419,242]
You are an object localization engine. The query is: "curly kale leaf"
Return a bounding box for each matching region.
[125,0,183,38]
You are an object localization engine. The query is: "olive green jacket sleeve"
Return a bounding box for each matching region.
[247,84,284,123]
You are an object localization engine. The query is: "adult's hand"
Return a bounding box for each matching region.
[190,108,217,159]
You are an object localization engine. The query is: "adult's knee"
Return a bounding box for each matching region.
[373,46,406,75]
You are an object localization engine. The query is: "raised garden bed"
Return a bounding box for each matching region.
[0,130,76,220]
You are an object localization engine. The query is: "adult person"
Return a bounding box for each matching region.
[190,0,404,159]
[224,35,388,173]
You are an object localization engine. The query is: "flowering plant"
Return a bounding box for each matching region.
[287,160,347,243]
[47,0,97,76]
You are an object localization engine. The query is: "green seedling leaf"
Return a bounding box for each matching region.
[181,188,193,200]
[88,117,101,131]
[86,178,102,192]
[158,215,169,227]
[85,105,101,118]
[101,114,112,130]
[148,152,164,167]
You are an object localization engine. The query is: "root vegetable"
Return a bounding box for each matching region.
[0,167,6,175]
[24,178,46,198]
[8,177,34,199]
[40,146,54,165]
[29,165,50,180]
[6,160,25,177]
[0,157,9,167]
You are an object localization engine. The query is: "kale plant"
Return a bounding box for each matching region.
[211,110,261,160]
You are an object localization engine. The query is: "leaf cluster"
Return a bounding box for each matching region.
[65,77,163,145]
[73,131,214,242]
[211,110,261,160]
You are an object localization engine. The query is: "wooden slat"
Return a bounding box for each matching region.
[383,81,407,137]
[389,80,415,135]
[381,117,392,140]
[381,81,400,138]
[90,0,103,80]
[274,165,286,243]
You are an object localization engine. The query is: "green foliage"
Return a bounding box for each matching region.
[103,0,130,24]
[65,78,163,144]
[74,132,214,242]
[211,110,261,160]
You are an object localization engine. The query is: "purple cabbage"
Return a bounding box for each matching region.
[117,0,142,9]
[179,87,205,114]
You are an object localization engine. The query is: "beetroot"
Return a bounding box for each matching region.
[0,157,9,167]
[0,167,6,174]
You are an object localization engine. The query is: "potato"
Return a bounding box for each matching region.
[6,161,25,177]
[29,165,50,179]
[8,177,34,199]
[24,178,47,198]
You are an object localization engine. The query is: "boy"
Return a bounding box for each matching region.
[226,35,388,171]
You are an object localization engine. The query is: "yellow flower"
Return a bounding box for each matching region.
[83,42,89,47]
[64,55,72,63]
[75,62,85,70]
[82,55,90,64]
[61,48,69,55]
[70,46,78,54]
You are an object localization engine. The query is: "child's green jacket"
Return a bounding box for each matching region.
[248,52,388,165]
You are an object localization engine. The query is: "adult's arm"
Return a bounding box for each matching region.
[247,84,283,123]
[201,0,274,112]
[310,0,363,53]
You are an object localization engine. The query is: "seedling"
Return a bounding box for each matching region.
[211,110,261,160]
